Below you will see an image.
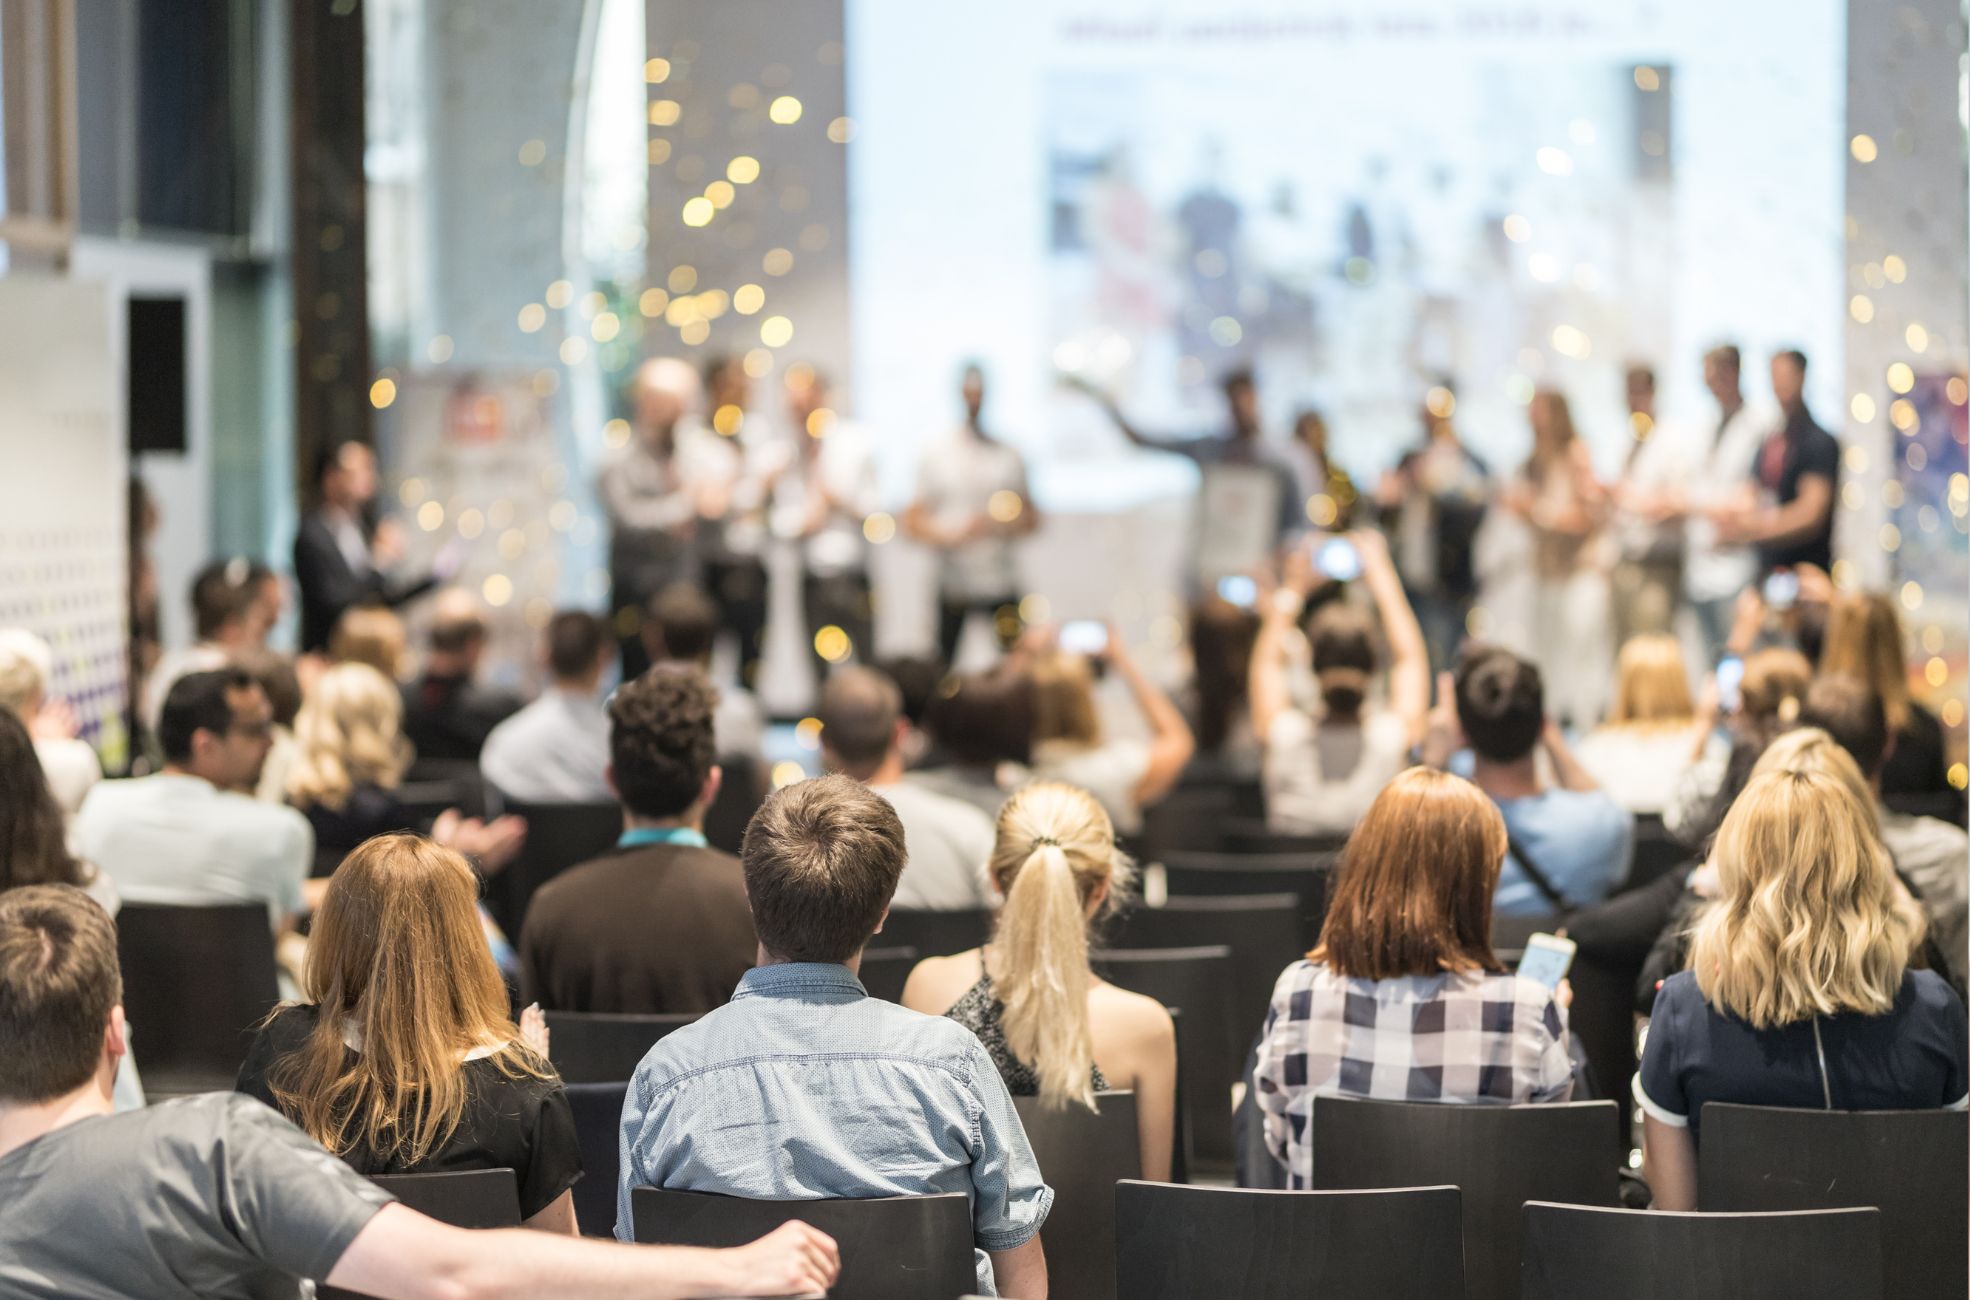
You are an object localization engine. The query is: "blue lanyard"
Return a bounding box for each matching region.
[618,826,709,850]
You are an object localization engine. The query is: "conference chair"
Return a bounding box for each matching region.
[1014,1091,1141,1300]
[545,1010,700,1084]
[1113,1180,1465,1299]
[320,1169,521,1299]
[1138,782,1238,860]
[484,799,622,933]
[1520,1202,1884,1300]
[1625,813,1689,889]
[1219,817,1350,857]
[1092,945,1238,1171]
[855,945,919,1003]
[566,1081,631,1238]
[702,753,764,855]
[1104,892,1303,1033]
[115,902,279,1096]
[1158,850,1336,951]
[1489,910,1565,965]
[1310,1095,1619,1300]
[631,1189,975,1300]
[877,907,993,959]
[394,773,488,824]
[1698,1103,1968,1299]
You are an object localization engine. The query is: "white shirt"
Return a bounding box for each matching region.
[73,773,311,923]
[1880,808,1969,987]
[479,688,612,804]
[1262,709,1410,836]
[914,430,1031,600]
[1030,739,1151,836]
[677,417,775,560]
[870,779,996,911]
[773,420,879,576]
[1686,400,1778,601]
[714,685,765,762]
[1572,725,1699,816]
[35,736,101,819]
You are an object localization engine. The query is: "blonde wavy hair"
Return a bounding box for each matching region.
[268,834,550,1164]
[988,782,1134,1111]
[1688,727,1924,1030]
[1605,634,1694,728]
[286,662,411,812]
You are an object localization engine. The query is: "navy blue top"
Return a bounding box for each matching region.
[1637,969,1968,1143]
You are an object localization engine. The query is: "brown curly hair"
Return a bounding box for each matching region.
[608,663,718,818]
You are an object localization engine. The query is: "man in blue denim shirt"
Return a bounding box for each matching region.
[618,774,1052,1297]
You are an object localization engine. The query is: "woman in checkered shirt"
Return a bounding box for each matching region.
[1253,767,1575,1186]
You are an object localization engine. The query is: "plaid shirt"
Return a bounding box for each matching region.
[1254,961,1573,1187]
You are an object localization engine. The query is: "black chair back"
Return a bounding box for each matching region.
[1489,911,1565,965]
[566,1081,630,1238]
[1139,784,1238,860]
[1092,946,1237,1172]
[1219,817,1350,857]
[114,902,279,1096]
[1158,851,1335,951]
[877,908,993,959]
[1104,893,1302,1035]
[487,800,622,934]
[1521,1202,1884,1300]
[546,1010,700,1084]
[1625,813,1688,889]
[1310,1095,1618,1300]
[394,774,487,824]
[1014,1091,1140,1300]
[702,754,764,855]
[856,946,919,1003]
[1114,1180,1464,1299]
[320,1169,521,1299]
[1698,1103,1967,1300]
[631,1188,975,1300]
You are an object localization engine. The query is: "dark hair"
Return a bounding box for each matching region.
[190,560,257,640]
[608,664,718,818]
[314,439,370,488]
[818,667,901,774]
[1309,603,1378,719]
[876,656,946,728]
[547,611,609,682]
[1453,646,1543,763]
[1774,348,1809,376]
[1625,364,1656,393]
[158,669,256,764]
[1220,367,1255,396]
[1704,344,1741,375]
[923,668,1034,767]
[643,584,719,664]
[0,711,85,892]
[0,884,121,1103]
[1802,675,1890,779]
[700,354,740,390]
[1189,599,1258,753]
[233,649,302,729]
[429,609,487,656]
[740,774,906,962]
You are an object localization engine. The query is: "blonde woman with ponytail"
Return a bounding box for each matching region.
[902,782,1178,1181]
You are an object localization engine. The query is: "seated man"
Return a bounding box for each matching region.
[618,774,1052,1298]
[481,611,615,803]
[1428,647,1633,915]
[401,587,522,766]
[73,669,313,929]
[641,582,764,762]
[0,884,837,1299]
[519,664,755,1013]
[819,666,995,910]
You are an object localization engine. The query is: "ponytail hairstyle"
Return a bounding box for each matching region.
[987,782,1134,1111]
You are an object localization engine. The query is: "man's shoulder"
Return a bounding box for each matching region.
[880,781,995,836]
[635,993,986,1090]
[534,842,744,913]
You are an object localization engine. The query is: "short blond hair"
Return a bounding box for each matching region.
[1689,727,1924,1029]
[0,629,52,716]
[1606,634,1693,728]
[286,662,411,812]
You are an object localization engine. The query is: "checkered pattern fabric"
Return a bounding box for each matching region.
[1254,960,1573,1187]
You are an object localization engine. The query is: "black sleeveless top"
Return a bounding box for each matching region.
[943,957,1108,1096]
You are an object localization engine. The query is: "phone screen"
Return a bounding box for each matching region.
[1517,935,1576,990]
[1715,655,1745,714]
[1763,570,1800,610]
[1058,620,1109,656]
[1315,537,1361,582]
[1217,575,1257,608]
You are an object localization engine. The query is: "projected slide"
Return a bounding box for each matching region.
[847,0,1845,509]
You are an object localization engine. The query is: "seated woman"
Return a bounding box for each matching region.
[1573,634,1702,815]
[1253,767,1574,1187]
[1252,530,1429,836]
[1638,733,1967,1211]
[1822,590,1954,798]
[1025,630,1195,838]
[1182,594,1262,782]
[910,665,1036,821]
[236,832,583,1231]
[1661,646,1810,849]
[902,781,1178,1181]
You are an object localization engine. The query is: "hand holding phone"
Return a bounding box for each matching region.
[1714,655,1745,715]
[1057,619,1110,657]
[1312,536,1361,582]
[1216,575,1258,608]
[1517,933,1577,991]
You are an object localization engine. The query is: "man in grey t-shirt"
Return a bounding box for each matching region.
[0,885,838,1300]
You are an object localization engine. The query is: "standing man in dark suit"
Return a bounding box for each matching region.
[293,440,439,652]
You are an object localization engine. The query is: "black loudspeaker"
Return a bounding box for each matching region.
[127,296,187,454]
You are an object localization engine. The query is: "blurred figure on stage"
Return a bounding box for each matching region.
[1284,409,1357,531]
[1677,345,1772,663]
[1376,382,1488,672]
[293,441,439,655]
[599,358,701,680]
[775,367,879,680]
[1719,348,1840,575]
[1609,365,1688,645]
[681,355,773,688]
[906,365,1039,665]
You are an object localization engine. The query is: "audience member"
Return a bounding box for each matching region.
[73,670,311,929]
[1573,634,1701,814]
[1252,530,1429,836]
[911,667,1034,819]
[143,559,263,732]
[903,782,1177,1182]
[1254,769,1574,1186]
[238,834,582,1230]
[286,662,417,862]
[1821,590,1953,797]
[295,439,437,653]
[1662,646,1811,847]
[519,665,754,1013]
[401,588,523,767]
[0,629,100,818]
[0,884,839,1298]
[618,774,1051,1297]
[330,606,410,681]
[235,646,305,804]
[642,582,765,761]
[876,653,948,767]
[1638,740,1965,1210]
[0,711,114,912]
[819,666,995,910]
[1026,630,1196,837]
[1427,647,1633,914]
[481,611,615,804]
[1183,594,1262,780]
